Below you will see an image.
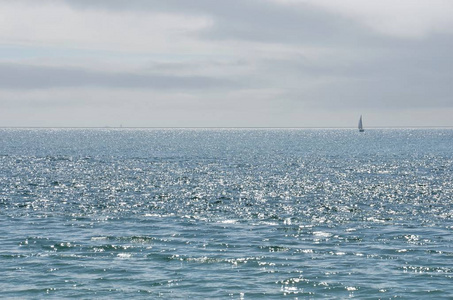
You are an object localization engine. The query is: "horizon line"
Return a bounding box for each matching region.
[1,126,453,129]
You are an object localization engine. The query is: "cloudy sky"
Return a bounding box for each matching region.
[1,0,452,127]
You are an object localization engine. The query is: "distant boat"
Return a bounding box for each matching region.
[358,115,364,132]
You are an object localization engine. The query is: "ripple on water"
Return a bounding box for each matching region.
[1,129,453,298]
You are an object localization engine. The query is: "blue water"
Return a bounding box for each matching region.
[0,128,452,299]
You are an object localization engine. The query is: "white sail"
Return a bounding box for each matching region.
[358,115,364,132]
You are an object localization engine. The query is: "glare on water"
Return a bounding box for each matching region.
[0,128,452,298]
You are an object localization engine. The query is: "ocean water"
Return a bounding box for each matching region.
[0,128,452,299]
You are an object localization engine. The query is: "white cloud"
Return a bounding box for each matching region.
[274,0,453,38]
[0,1,212,53]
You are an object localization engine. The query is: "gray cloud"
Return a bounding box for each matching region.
[1,0,453,126]
[4,1,453,105]
[251,31,453,110]
[0,63,241,90]
[60,0,370,45]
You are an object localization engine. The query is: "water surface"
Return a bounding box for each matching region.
[0,128,452,298]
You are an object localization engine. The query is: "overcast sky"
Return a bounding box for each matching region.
[1,0,452,127]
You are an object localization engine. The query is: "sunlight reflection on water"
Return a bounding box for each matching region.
[0,128,452,298]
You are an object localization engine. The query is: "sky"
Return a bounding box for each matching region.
[1,0,452,127]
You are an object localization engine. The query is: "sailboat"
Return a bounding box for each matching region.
[358,115,364,132]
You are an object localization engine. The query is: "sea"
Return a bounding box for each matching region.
[0,128,452,299]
